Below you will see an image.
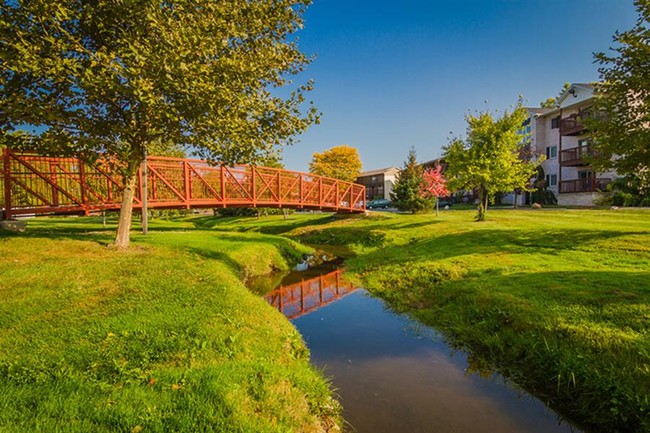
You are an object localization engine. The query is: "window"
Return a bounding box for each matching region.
[551,116,560,129]
[545,146,557,159]
[371,176,377,182]
[578,138,589,148]
[546,174,557,187]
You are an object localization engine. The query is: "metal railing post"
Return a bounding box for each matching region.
[141,149,148,235]
[3,148,12,220]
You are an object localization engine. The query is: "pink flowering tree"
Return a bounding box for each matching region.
[421,166,449,215]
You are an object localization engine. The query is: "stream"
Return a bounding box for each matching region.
[253,261,582,433]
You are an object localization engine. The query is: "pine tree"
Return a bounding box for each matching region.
[390,148,434,213]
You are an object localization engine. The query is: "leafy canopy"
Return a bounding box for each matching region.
[422,166,449,198]
[308,145,362,182]
[444,102,540,220]
[589,0,650,179]
[390,147,433,213]
[0,0,317,167]
[0,0,318,246]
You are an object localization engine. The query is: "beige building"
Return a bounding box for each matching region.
[356,167,400,200]
[527,83,616,206]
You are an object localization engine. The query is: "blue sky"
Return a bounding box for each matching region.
[281,0,638,172]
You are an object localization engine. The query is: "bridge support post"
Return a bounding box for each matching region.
[141,148,149,235]
[3,148,12,220]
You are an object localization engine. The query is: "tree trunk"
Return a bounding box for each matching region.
[476,188,488,221]
[113,155,143,248]
[513,190,519,209]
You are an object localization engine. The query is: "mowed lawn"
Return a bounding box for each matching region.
[0,217,340,433]
[199,208,650,433]
[1,208,648,433]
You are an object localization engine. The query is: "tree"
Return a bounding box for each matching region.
[540,83,571,108]
[589,0,650,182]
[0,0,317,247]
[444,102,540,221]
[391,147,433,213]
[421,165,449,215]
[308,145,362,182]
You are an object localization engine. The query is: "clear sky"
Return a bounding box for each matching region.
[281,0,639,172]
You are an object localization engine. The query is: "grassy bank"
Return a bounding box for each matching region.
[0,217,340,433]
[204,209,650,433]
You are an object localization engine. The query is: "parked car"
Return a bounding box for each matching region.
[367,199,391,209]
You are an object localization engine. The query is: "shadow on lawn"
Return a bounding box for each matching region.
[340,226,647,266]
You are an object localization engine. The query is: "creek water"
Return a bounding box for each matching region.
[256,262,581,433]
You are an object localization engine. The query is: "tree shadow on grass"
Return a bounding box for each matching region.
[348,227,647,267]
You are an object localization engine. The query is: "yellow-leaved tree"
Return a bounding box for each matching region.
[309,145,362,182]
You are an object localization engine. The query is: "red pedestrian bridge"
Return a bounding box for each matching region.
[1,148,366,219]
[263,269,357,320]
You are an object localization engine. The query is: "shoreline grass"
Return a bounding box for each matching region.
[203,208,650,433]
[0,217,340,433]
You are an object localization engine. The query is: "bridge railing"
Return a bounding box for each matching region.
[2,149,366,219]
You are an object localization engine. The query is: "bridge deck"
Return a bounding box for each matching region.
[1,149,366,219]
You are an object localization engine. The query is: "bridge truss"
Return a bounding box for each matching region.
[1,149,366,219]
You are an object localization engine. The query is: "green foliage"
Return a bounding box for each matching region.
[390,147,434,213]
[308,145,362,182]
[444,101,541,220]
[589,0,650,177]
[0,0,318,246]
[599,174,650,207]
[529,166,557,205]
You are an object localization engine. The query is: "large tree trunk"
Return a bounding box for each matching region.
[113,155,143,248]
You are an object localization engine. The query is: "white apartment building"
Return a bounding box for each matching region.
[527,83,616,206]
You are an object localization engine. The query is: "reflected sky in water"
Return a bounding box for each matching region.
[292,289,581,433]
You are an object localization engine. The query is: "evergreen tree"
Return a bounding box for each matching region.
[390,148,434,213]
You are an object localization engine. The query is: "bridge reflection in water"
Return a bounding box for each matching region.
[263,269,357,319]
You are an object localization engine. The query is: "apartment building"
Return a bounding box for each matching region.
[356,167,400,201]
[527,83,616,206]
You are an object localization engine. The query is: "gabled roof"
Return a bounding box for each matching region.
[556,83,595,106]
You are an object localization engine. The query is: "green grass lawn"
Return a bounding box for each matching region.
[199,208,650,433]
[0,216,340,433]
[1,208,649,433]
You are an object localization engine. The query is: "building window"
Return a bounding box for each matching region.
[551,116,560,129]
[546,174,557,187]
[545,146,557,159]
[371,176,377,182]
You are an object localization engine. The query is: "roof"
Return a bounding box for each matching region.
[556,83,595,106]
[358,166,400,177]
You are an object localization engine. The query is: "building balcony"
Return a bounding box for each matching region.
[560,145,590,166]
[560,109,590,136]
[559,177,611,194]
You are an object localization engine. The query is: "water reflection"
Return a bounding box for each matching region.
[261,267,582,433]
[263,269,357,319]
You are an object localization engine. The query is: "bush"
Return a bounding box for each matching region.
[599,175,649,207]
